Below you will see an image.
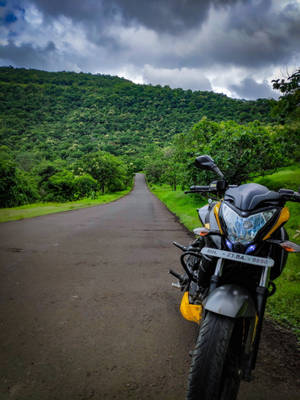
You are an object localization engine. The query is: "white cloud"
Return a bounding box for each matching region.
[143,65,212,91]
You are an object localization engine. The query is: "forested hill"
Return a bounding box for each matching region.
[0,66,275,162]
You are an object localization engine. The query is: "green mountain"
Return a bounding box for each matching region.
[0,66,275,163]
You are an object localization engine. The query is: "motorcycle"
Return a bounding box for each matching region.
[170,155,300,400]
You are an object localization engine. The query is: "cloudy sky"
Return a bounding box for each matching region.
[0,0,299,99]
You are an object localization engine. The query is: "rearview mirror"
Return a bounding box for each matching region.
[195,155,224,178]
[195,155,216,170]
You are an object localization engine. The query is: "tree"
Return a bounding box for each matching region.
[161,147,183,191]
[79,151,129,193]
[143,148,166,185]
[272,68,300,123]
[272,69,300,95]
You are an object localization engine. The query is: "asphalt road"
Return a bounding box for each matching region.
[0,174,299,400]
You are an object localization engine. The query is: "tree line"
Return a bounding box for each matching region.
[0,148,131,207]
[0,66,275,166]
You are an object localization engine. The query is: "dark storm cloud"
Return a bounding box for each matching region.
[230,78,279,100]
[27,0,300,70]
[1,0,300,98]
[221,0,300,67]
[0,41,56,68]
[29,0,108,24]
[167,0,300,71]
[112,0,243,33]
[30,0,242,33]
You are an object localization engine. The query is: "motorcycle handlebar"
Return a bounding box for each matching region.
[295,192,300,202]
[185,185,214,194]
[290,192,300,202]
[190,185,211,191]
[278,188,300,202]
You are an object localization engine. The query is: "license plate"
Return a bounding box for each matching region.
[201,247,274,267]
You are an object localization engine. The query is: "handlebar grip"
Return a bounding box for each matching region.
[278,188,300,202]
[279,188,294,195]
[189,185,210,191]
[184,190,204,194]
[294,192,300,202]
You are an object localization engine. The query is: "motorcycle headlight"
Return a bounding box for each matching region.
[221,203,277,245]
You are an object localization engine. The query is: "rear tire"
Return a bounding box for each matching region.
[186,312,241,400]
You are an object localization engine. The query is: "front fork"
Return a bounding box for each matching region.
[245,266,270,377]
[205,257,271,380]
[208,257,224,293]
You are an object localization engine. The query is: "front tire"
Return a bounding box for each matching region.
[187,312,241,400]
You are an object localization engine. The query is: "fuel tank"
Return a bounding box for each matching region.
[224,183,281,211]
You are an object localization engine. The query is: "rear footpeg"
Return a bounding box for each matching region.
[169,269,183,280]
[172,241,188,251]
[169,269,188,290]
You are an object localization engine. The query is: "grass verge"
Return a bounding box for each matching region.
[0,189,131,223]
[150,167,300,338]
[252,164,300,192]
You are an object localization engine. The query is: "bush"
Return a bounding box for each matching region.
[42,170,75,202]
[73,173,99,199]
[0,158,39,207]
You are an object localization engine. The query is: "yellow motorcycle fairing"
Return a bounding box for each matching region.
[213,202,224,234]
[263,206,290,240]
[180,291,203,324]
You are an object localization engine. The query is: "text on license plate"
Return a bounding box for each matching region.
[201,247,274,267]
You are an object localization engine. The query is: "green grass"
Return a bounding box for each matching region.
[253,164,300,191]
[150,166,300,337]
[266,201,300,336]
[0,189,131,223]
[253,165,300,336]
